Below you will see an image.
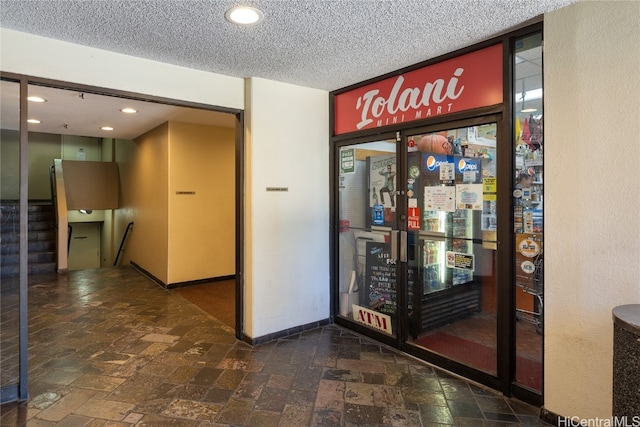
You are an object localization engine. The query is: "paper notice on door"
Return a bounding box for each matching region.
[455,184,483,210]
[425,186,455,212]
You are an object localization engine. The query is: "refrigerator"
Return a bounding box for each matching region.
[408,151,482,296]
[406,150,486,336]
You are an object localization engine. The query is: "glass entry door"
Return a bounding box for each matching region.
[0,78,28,403]
[336,137,401,340]
[403,123,499,376]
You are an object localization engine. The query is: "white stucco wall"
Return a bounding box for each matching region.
[244,77,330,339]
[544,0,640,419]
[0,28,244,110]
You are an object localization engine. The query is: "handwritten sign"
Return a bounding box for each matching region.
[365,241,397,315]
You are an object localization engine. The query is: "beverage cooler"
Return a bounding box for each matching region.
[407,151,484,338]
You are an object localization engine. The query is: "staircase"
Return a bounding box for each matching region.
[0,203,57,278]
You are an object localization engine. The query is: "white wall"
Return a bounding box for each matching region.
[244,77,330,339]
[544,0,640,419]
[0,29,244,110]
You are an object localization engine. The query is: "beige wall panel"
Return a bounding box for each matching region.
[127,124,169,283]
[67,222,101,270]
[0,130,59,200]
[544,0,640,420]
[101,138,114,162]
[100,209,113,267]
[167,121,235,284]
[62,160,119,210]
[28,132,62,200]
[113,139,137,267]
[1,129,20,199]
[62,135,101,161]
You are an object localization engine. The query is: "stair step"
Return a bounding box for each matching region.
[1,231,56,246]
[1,203,58,278]
[1,239,57,255]
[0,204,53,216]
[0,264,19,278]
[0,251,56,265]
[29,262,57,276]
[0,262,57,277]
[0,227,56,239]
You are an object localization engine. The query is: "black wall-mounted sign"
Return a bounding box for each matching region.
[364,241,397,315]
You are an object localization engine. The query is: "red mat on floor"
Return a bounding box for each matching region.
[414,332,542,391]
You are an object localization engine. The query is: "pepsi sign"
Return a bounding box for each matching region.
[423,155,481,174]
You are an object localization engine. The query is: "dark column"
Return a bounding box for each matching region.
[612,304,640,417]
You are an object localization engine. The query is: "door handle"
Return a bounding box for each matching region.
[390,230,398,260]
[400,231,407,262]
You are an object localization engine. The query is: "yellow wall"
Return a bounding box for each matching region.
[127,123,169,283]
[122,121,234,285]
[167,121,235,284]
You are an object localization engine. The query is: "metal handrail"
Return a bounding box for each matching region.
[114,222,134,266]
[67,224,72,255]
[49,165,57,225]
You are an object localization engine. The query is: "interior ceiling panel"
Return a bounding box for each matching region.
[0,0,572,138]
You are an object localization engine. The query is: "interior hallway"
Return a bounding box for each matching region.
[0,267,550,426]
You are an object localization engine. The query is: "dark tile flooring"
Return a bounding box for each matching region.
[1,267,551,426]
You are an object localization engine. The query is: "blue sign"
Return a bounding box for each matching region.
[372,204,385,225]
[422,154,481,174]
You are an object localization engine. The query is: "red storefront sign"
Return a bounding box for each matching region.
[334,44,503,135]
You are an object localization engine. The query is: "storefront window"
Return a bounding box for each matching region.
[332,24,544,402]
[513,32,544,393]
[336,139,398,337]
[406,124,499,376]
[0,79,23,401]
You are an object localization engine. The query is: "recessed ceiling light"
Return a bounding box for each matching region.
[27,119,42,124]
[225,6,263,25]
[27,96,46,103]
[101,126,114,131]
[120,108,137,114]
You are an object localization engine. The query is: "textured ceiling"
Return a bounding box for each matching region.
[1,0,573,139]
[1,0,578,92]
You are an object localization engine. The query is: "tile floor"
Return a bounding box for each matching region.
[1,267,551,426]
